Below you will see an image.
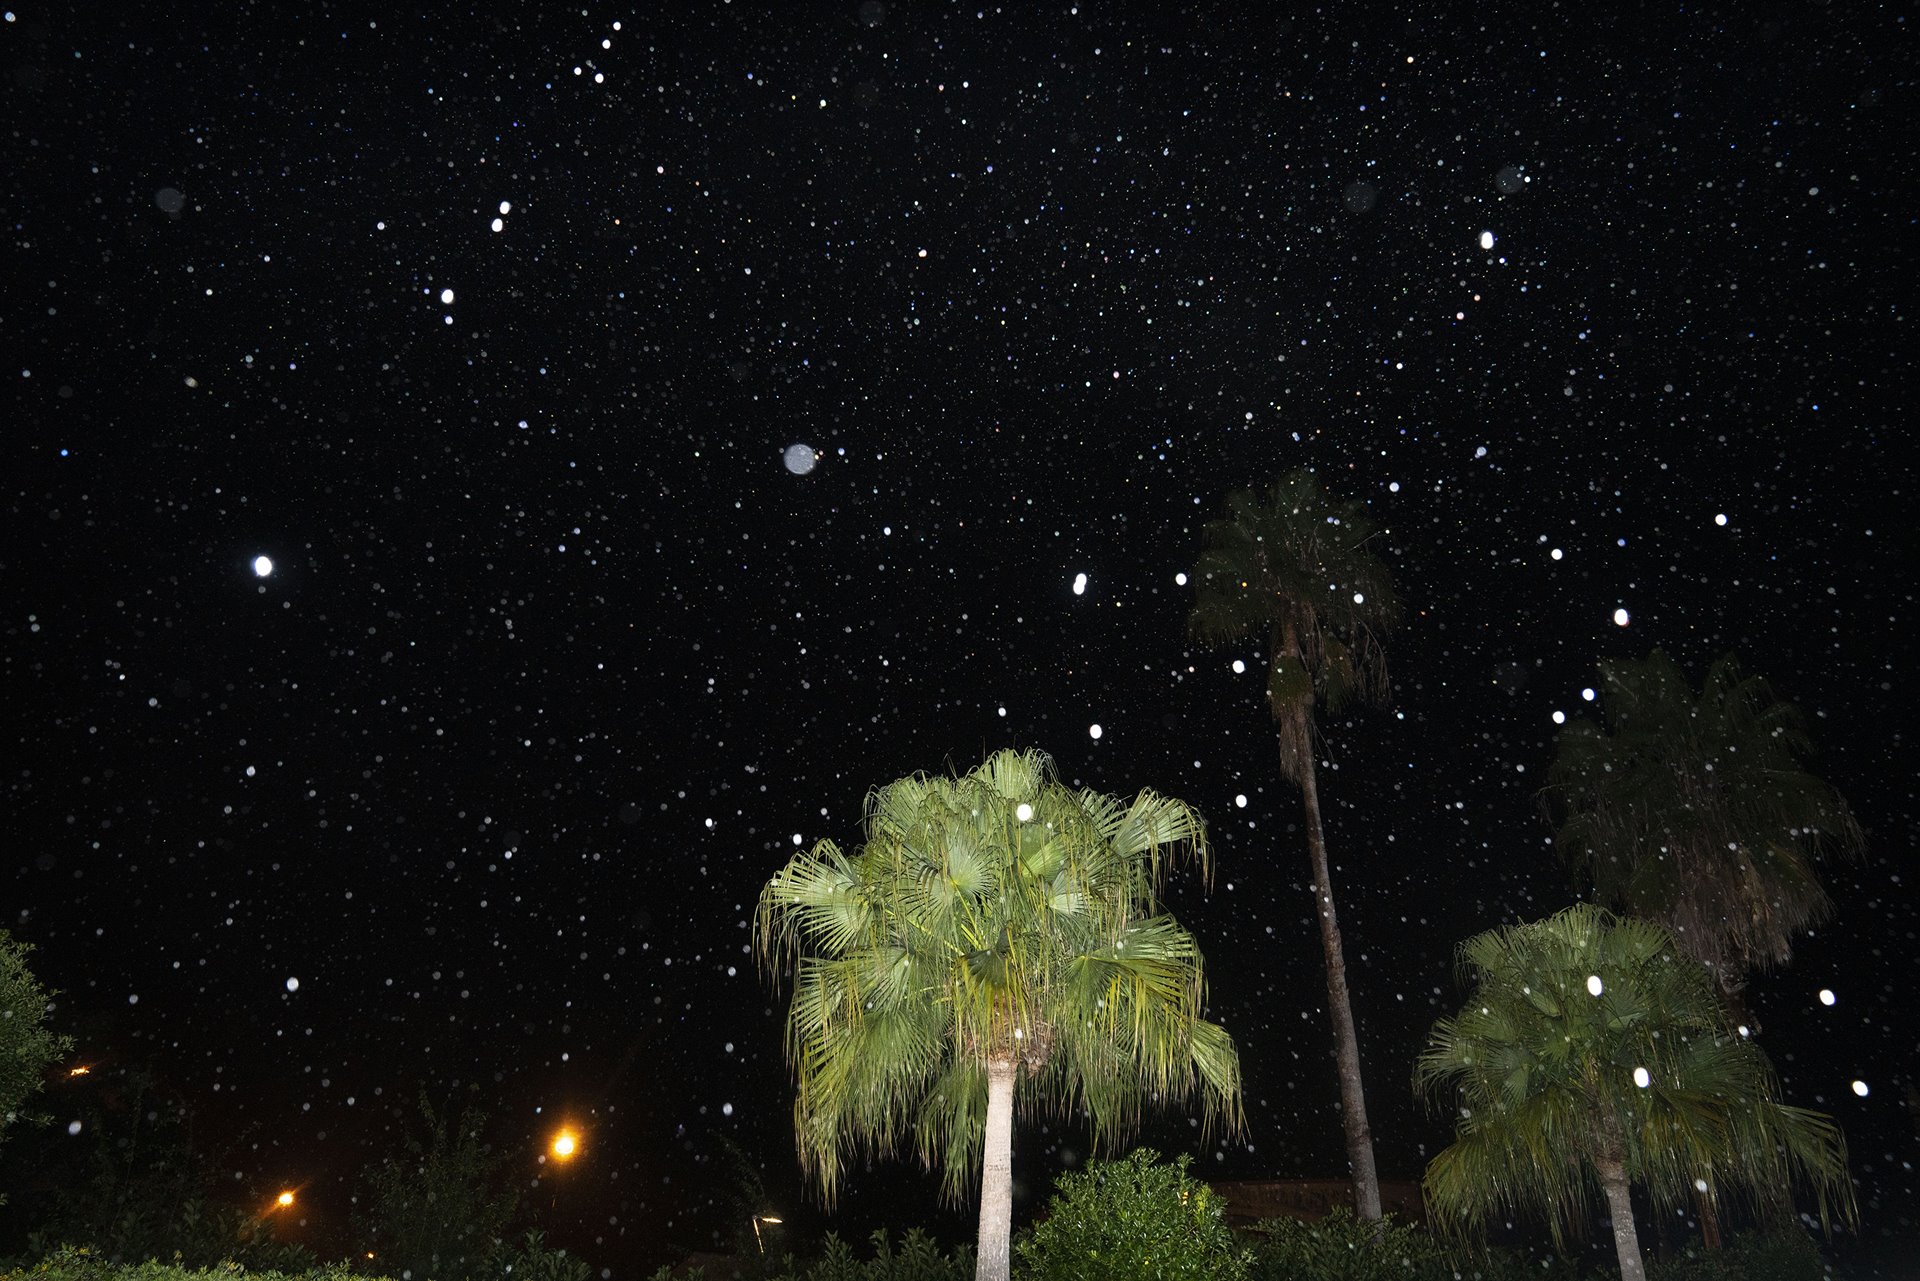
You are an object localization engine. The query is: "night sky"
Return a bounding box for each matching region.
[5,2,1914,1274]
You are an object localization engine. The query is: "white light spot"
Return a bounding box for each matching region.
[791,833,803,846]
[1479,230,1496,250]
[1174,572,1188,586]
[286,977,300,992]
[1072,572,1088,596]
[1088,723,1103,740]
[1714,513,1727,526]
[440,287,455,304]
[1581,687,1596,701]
[1852,1079,1869,1097]
[68,1120,83,1136]
[1694,1178,1709,1193]
[491,217,504,232]
[917,248,928,258]
[1550,547,1563,560]
[1015,802,1034,822]
[244,765,256,778]
[1231,659,1246,674]
[783,443,817,475]
[1353,592,1365,604]
[722,1102,734,1116]
[996,706,1007,717]
[499,200,512,215]
[1819,988,1836,1006]
[1587,974,1604,997]
[252,555,274,578]
[1633,1066,1651,1088]
[1613,607,1631,627]
[1552,710,1566,724]
[1234,794,1248,808]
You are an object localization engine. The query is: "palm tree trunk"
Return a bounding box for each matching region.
[975,1055,1018,1281]
[1596,1155,1649,1281]
[1296,735,1383,1222]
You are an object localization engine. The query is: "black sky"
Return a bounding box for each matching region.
[5,1,1914,1274]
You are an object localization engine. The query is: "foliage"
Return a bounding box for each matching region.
[1246,1210,1583,1281]
[647,1230,972,1281]
[1014,1149,1247,1281]
[0,931,73,1143]
[353,1094,518,1281]
[0,1247,376,1281]
[1647,1230,1831,1281]
[1188,469,1400,778]
[1416,906,1855,1261]
[3,1070,310,1272]
[494,1234,589,1281]
[755,747,1242,1205]
[1545,650,1862,998]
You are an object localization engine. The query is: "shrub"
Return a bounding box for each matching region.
[646,1229,971,1281]
[1649,1231,1832,1281]
[1248,1209,1586,1281]
[1015,1149,1248,1281]
[0,1246,382,1281]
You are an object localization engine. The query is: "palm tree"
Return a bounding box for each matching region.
[1545,650,1863,1009]
[755,748,1244,1281]
[1188,469,1398,1221]
[1417,905,1855,1281]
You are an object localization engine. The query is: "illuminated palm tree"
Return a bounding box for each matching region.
[1188,469,1398,1220]
[1418,905,1854,1281]
[755,748,1244,1281]
[1546,650,1863,1008]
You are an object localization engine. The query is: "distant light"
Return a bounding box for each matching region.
[499,200,512,215]
[1072,572,1088,596]
[1550,547,1563,560]
[276,1191,296,1208]
[1632,1066,1651,1089]
[1088,723,1103,740]
[1479,230,1496,250]
[68,1065,91,1077]
[1581,687,1596,701]
[1234,794,1248,808]
[1552,710,1566,724]
[1819,988,1836,1006]
[1353,592,1365,604]
[490,217,504,232]
[1015,803,1033,822]
[1714,513,1727,526]
[551,1130,579,1159]
[791,833,803,846]
[1587,975,1604,997]
[1694,1178,1709,1193]
[253,555,274,577]
[285,977,300,992]
[440,288,455,304]
[68,1120,83,1135]
[1852,1079,1869,1097]
[1613,607,1630,627]
[997,706,1007,717]
[1174,572,1188,586]
[783,443,816,475]
[1232,659,1246,674]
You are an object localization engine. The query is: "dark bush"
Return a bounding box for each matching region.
[1248,1209,1586,1281]
[1648,1231,1833,1281]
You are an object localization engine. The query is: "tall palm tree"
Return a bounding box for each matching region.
[755,748,1244,1281]
[1417,905,1855,1281]
[1545,650,1863,1008]
[1188,469,1399,1221]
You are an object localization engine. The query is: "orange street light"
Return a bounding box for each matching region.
[275,1190,296,1209]
[550,1128,579,1161]
[68,1065,92,1077]
[752,1215,784,1254]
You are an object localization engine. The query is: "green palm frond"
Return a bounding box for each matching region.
[1418,906,1856,1248]
[756,748,1242,1207]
